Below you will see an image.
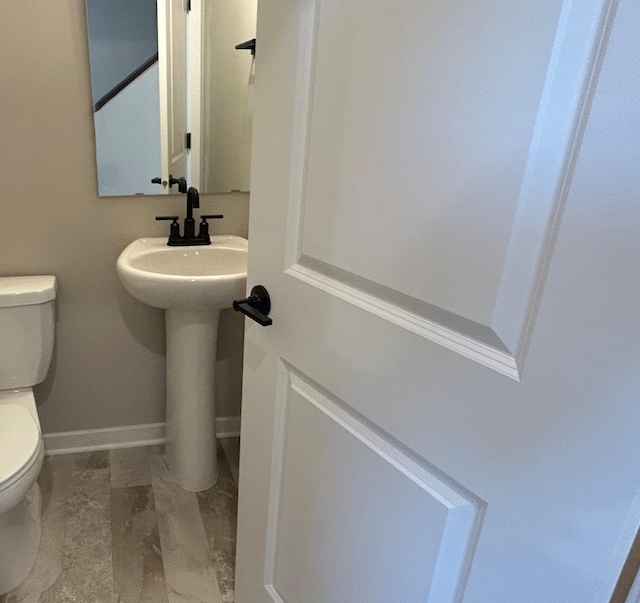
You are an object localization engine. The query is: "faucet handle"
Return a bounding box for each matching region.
[200,215,224,220]
[197,215,224,244]
[156,216,181,243]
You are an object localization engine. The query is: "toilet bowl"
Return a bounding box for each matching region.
[0,276,56,596]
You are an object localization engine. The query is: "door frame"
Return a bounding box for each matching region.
[187,0,203,190]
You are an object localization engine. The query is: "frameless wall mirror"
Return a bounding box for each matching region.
[86,0,257,196]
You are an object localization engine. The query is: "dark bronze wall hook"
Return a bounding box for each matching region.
[235,38,256,56]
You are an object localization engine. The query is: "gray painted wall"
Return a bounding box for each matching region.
[0,0,248,434]
[86,0,158,103]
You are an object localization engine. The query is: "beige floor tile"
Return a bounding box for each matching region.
[2,444,240,603]
[109,447,153,489]
[72,451,109,471]
[197,451,238,603]
[111,485,168,603]
[150,453,223,603]
[39,467,113,603]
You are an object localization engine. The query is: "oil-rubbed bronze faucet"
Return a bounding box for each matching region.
[155,185,223,246]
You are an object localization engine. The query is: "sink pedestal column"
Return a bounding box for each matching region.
[164,307,220,491]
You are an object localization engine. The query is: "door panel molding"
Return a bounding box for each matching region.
[287,257,519,379]
[283,0,617,380]
[492,0,619,363]
[263,361,486,603]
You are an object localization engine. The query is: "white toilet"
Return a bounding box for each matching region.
[0,276,56,595]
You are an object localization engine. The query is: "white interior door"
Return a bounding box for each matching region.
[236,0,640,601]
[158,0,188,192]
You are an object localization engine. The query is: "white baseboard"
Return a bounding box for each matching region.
[43,416,241,456]
[214,415,242,439]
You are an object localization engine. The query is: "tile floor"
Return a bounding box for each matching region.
[0,438,241,603]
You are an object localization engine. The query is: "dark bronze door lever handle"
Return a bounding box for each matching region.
[233,285,272,326]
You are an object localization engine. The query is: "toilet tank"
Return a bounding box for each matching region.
[0,276,57,389]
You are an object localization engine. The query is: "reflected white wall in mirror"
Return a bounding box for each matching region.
[86,0,257,197]
[202,0,256,193]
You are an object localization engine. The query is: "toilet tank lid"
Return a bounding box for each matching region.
[0,405,40,486]
[0,276,57,308]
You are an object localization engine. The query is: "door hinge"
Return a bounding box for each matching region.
[185,132,192,150]
[186,0,191,12]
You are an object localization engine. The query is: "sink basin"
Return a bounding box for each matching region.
[117,235,248,309]
[116,234,248,491]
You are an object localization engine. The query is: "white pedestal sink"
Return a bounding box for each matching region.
[117,236,247,491]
